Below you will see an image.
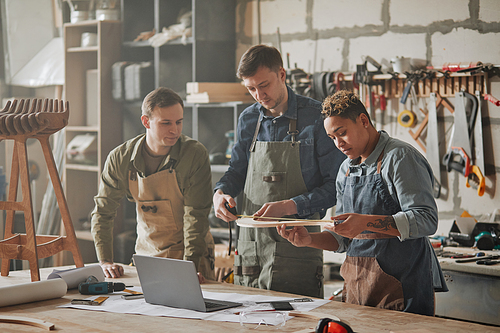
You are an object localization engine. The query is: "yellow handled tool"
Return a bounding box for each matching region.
[466,165,485,196]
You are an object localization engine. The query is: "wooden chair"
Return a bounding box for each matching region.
[0,98,83,281]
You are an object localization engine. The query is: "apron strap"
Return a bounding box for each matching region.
[345,149,385,176]
[376,150,384,174]
[233,265,260,276]
[129,165,138,181]
[249,114,263,152]
[249,115,299,152]
[165,158,177,173]
[354,232,398,240]
[287,118,299,144]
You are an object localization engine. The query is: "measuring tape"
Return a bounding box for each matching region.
[71,296,108,306]
[397,110,416,127]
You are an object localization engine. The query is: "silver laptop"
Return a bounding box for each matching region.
[133,254,242,312]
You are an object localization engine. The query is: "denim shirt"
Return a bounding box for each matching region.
[215,87,345,217]
[330,131,439,252]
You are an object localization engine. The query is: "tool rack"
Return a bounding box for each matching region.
[343,72,488,99]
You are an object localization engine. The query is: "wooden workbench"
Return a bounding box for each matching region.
[0,265,499,332]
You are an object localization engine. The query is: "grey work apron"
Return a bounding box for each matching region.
[129,160,215,280]
[339,150,435,315]
[234,115,324,298]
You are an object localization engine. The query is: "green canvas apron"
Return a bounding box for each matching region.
[129,159,215,280]
[234,115,324,298]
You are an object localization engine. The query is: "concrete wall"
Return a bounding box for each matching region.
[236,0,500,234]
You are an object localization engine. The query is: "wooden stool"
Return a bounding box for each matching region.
[0,98,83,281]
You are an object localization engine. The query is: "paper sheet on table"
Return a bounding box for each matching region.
[59,287,330,324]
[47,264,105,289]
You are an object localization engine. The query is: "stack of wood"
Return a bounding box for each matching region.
[186,82,254,103]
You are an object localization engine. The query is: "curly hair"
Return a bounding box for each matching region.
[321,90,372,125]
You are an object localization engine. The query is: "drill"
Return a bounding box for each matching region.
[78,275,126,295]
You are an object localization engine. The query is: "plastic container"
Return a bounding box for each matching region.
[391,57,411,73]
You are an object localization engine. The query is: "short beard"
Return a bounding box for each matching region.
[267,89,285,111]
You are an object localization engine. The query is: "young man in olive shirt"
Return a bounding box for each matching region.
[91,87,215,281]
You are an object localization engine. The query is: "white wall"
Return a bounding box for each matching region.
[236,0,500,236]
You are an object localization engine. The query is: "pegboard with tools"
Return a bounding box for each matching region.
[365,72,487,99]
[287,70,498,107]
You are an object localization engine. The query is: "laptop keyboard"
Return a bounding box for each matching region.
[205,301,223,309]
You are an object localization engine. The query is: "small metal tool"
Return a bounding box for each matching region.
[71,296,108,306]
[256,297,313,304]
[121,294,144,300]
[477,259,500,265]
[455,254,500,263]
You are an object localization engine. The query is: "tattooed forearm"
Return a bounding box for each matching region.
[367,216,397,231]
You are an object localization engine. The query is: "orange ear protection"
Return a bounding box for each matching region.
[315,318,354,333]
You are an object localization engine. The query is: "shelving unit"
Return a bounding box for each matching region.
[119,0,240,181]
[63,20,123,262]
[120,0,236,97]
[68,1,242,263]
[187,101,248,174]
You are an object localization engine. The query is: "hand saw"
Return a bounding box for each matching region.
[465,91,485,196]
[443,91,485,196]
[427,93,441,198]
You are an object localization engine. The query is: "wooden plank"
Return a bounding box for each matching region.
[476,75,483,93]
[468,76,475,94]
[237,217,329,228]
[408,113,429,153]
[0,316,54,330]
[418,80,424,97]
[439,78,446,97]
[460,77,467,93]
[186,82,247,95]
[424,79,431,97]
[186,92,254,103]
[453,77,460,95]
[446,77,453,97]
[397,79,404,98]
[432,78,438,93]
[391,79,398,98]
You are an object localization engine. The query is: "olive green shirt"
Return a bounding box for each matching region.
[91,134,213,268]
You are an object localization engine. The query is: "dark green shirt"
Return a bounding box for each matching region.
[91,134,212,268]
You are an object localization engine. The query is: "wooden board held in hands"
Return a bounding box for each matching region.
[236,217,330,228]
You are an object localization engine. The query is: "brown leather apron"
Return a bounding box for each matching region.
[129,162,215,280]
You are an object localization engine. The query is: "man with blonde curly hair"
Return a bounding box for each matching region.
[279,90,447,315]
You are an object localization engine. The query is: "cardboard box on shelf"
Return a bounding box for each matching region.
[186,82,254,103]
